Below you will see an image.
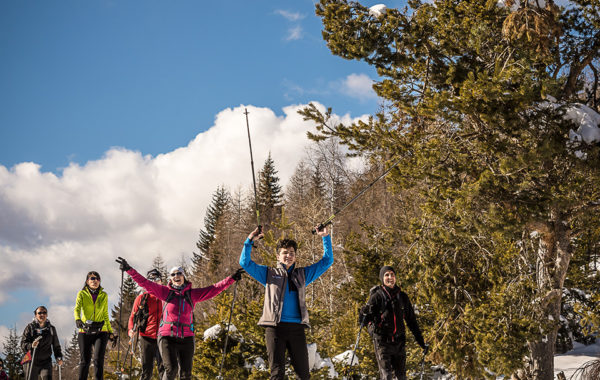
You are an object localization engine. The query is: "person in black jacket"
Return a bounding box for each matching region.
[20,306,63,380]
[359,266,427,380]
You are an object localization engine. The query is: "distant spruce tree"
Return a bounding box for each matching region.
[257,153,283,227]
[62,330,80,380]
[303,0,600,378]
[192,185,231,277]
[2,326,24,379]
[150,254,168,282]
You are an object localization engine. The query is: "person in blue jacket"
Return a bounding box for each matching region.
[240,226,332,380]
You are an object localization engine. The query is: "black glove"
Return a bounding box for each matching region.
[116,257,131,272]
[231,268,245,281]
[76,319,85,329]
[109,333,118,348]
[358,305,373,325]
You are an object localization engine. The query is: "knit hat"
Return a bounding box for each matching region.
[169,266,185,276]
[379,265,395,283]
[147,269,162,281]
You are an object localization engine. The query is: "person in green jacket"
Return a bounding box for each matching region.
[73,271,115,380]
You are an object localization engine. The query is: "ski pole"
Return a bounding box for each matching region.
[217,281,239,380]
[58,362,62,380]
[312,158,403,233]
[116,268,125,379]
[244,108,262,232]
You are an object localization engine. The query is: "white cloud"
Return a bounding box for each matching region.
[0,103,366,344]
[275,10,305,22]
[286,26,303,41]
[341,73,377,100]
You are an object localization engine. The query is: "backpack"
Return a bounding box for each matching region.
[160,289,196,336]
[132,293,150,333]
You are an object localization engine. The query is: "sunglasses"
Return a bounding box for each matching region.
[170,272,183,277]
[88,277,99,281]
[37,311,47,315]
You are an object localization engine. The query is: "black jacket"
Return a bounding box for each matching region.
[20,320,62,367]
[364,285,425,347]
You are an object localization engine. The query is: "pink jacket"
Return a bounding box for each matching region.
[127,268,235,338]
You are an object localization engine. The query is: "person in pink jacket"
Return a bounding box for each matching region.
[116,257,244,380]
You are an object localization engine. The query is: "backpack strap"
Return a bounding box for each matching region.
[160,289,195,337]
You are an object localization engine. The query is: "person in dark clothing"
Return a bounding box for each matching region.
[127,268,165,380]
[359,266,427,380]
[0,359,8,380]
[20,306,63,380]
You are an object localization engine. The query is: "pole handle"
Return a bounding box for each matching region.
[311,220,332,235]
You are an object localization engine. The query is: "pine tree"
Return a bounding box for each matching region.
[256,153,283,227]
[150,254,168,283]
[2,326,24,379]
[305,0,600,378]
[62,330,80,380]
[192,185,231,277]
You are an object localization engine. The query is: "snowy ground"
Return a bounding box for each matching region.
[554,340,600,379]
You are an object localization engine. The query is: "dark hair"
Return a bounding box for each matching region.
[34,306,47,315]
[277,238,298,252]
[82,271,101,290]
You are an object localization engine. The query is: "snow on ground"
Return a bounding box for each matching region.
[554,340,600,379]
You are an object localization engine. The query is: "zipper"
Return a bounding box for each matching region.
[180,296,184,338]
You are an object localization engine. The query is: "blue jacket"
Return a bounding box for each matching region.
[240,235,333,326]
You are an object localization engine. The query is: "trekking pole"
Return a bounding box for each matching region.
[419,349,427,380]
[344,318,366,377]
[217,280,239,380]
[26,338,41,380]
[58,362,61,380]
[312,158,403,233]
[115,269,125,379]
[244,108,262,233]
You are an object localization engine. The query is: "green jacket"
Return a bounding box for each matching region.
[74,287,113,333]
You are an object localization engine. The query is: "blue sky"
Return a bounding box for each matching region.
[0,0,400,346]
[1,0,384,173]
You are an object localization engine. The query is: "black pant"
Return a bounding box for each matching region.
[140,336,164,380]
[265,323,310,380]
[372,337,407,380]
[23,362,52,380]
[78,332,108,380]
[157,336,194,380]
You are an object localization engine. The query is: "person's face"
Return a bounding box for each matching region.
[87,275,100,289]
[35,308,48,324]
[277,246,297,267]
[383,270,396,288]
[170,271,184,286]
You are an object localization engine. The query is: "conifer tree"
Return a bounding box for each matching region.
[150,254,168,282]
[256,153,283,227]
[62,330,80,380]
[305,0,600,378]
[192,185,231,277]
[2,326,24,379]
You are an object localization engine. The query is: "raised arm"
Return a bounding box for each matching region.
[239,228,268,285]
[126,267,171,301]
[304,231,333,286]
[190,276,236,304]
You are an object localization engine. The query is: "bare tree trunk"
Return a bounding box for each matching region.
[526,213,572,380]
